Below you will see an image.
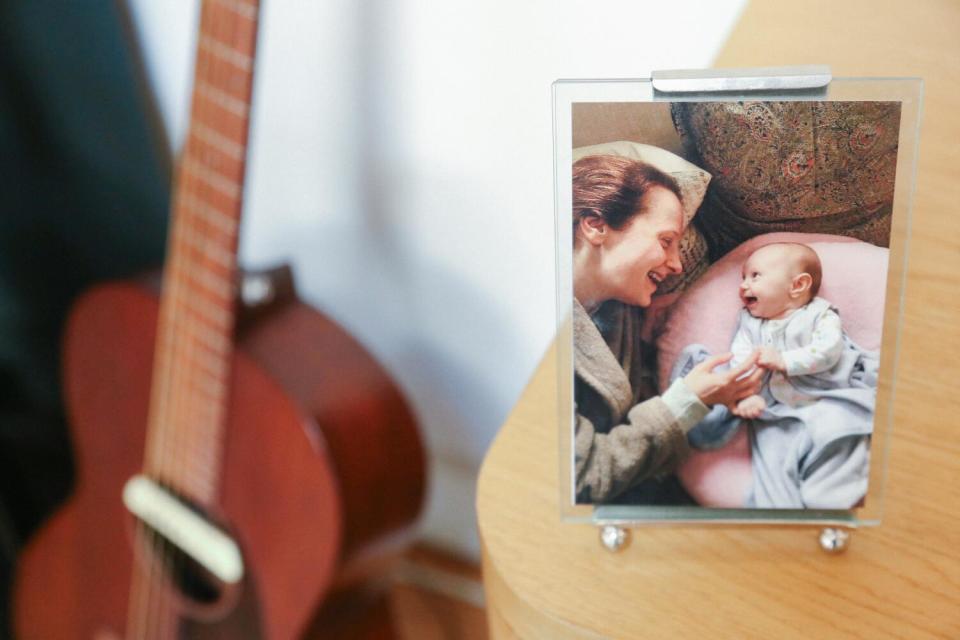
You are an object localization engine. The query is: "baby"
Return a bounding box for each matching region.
[681,243,878,510]
[731,242,840,419]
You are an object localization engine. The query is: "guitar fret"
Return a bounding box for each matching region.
[210,0,258,20]
[192,348,228,380]
[184,263,234,302]
[196,271,233,303]
[173,449,218,484]
[180,192,239,236]
[196,404,226,426]
[192,122,245,161]
[159,450,217,500]
[178,218,237,270]
[196,81,250,118]
[191,321,230,357]
[193,370,227,401]
[192,406,223,435]
[189,427,222,459]
[182,158,242,200]
[155,342,228,416]
[188,397,225,423]
[199,34,253,72]
[178,288,232,330]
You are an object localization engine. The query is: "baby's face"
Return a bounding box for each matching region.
[739,246,802,319]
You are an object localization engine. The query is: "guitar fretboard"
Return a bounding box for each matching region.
[145,0,260,506]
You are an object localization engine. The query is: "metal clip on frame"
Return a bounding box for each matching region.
[597,65,850,554]
[651,64,832,96]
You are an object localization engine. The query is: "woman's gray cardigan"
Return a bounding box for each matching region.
[573,300,694,503]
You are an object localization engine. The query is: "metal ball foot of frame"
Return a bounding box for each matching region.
[819,527,851,553]
[599,525,630,552]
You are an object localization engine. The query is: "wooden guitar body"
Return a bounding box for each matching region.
[14,278,425,638]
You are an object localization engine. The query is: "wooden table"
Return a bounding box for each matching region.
[478,1,960,637]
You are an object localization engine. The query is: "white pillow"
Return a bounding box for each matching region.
[572,140,711,225]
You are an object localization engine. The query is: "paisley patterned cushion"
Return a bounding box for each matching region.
[672,102,901,257]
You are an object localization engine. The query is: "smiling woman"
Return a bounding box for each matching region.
[572,157,684,309]
[571,155,763,504]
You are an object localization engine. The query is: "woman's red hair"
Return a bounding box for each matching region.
[572,155,682,234]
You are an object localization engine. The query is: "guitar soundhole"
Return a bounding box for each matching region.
[148,530,224,606]
[126,486,243,620]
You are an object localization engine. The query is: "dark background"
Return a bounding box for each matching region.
[0,2,169,635]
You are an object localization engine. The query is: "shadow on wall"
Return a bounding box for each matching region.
[391,257,533,556]
[394,256,528,463]
[246,207,525,471]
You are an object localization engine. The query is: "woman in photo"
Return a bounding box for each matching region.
[572,155,763,504]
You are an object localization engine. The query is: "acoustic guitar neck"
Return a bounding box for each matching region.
[145,0,260,508]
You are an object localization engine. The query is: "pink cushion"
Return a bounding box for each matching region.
[653,232,889,507]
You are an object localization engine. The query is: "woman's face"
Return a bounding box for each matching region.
[598,186,684,307]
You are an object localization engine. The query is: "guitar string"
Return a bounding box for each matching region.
[159,3,250,637]
[133,33,200,631]
[128,151,186,638]
[138,130,198,638]
[164,6,232,631]
[159,178,195,640]
[161,0,231,634]
[132,1,218,635]
[161,206,195,640]
[125,2,254,636]
[127,189,183,636]
[157,33,209,634]
[150,184,186,640]
[163,9,212,636]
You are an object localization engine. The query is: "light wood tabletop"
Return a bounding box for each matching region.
[478,1,960,637]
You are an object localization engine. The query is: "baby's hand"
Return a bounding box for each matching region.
[733,394,766,419]
[757,346,786,372]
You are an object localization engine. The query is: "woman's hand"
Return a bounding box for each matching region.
[684,350,764,410]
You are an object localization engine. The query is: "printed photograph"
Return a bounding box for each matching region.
[571,100,901,509]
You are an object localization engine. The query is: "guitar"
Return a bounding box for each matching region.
[13,0,425,637]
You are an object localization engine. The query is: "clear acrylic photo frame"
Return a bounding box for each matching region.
[555,77,923,528]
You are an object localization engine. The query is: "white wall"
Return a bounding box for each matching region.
[126,0,746,558]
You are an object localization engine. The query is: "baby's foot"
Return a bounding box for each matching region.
[687,406,741,450]
[672,345,741,450]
